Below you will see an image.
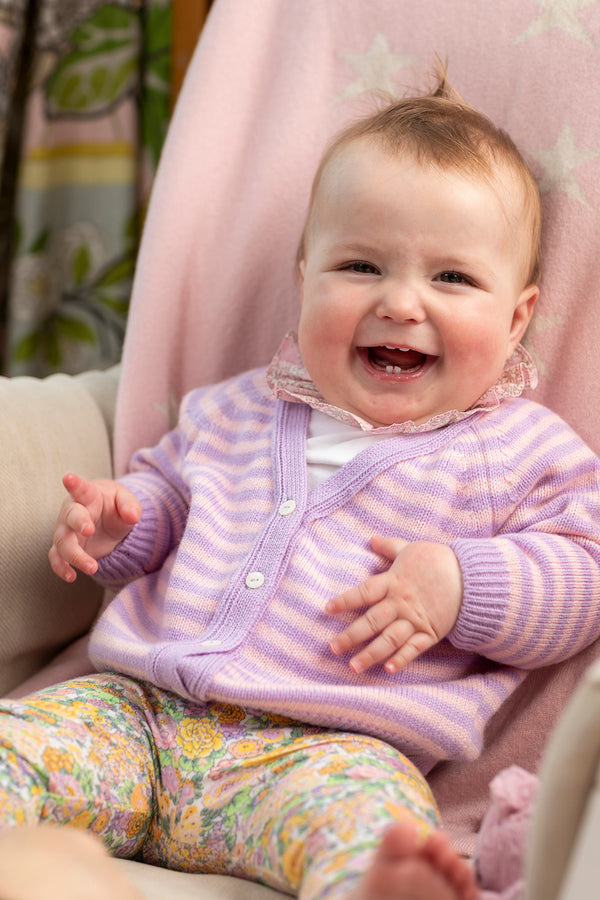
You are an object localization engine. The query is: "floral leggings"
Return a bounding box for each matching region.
[0,674,440,899]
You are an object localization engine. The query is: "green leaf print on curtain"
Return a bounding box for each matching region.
[141,2,172,171]
[6,0,172,377]
[45,6,141,116]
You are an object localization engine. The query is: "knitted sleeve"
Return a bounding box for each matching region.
[448,404,600,668]
[94,390,200,589]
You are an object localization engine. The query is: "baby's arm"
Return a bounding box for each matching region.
[327,534,463,673]
[49,472,142,583]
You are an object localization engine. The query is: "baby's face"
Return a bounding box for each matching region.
[298,139,538,427]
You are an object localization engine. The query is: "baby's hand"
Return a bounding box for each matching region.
[49,472,141,582]
[326,534,463,673]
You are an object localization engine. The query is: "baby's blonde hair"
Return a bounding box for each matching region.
[298,74,542,285]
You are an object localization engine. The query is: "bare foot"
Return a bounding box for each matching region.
[351,821,478,900]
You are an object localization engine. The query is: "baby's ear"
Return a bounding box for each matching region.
[508,283,539,355]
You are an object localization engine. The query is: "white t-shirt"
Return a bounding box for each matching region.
[306,409,399,490]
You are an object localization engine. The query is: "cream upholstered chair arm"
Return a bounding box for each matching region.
[0,366,118,696]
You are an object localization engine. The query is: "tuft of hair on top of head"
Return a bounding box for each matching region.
[298,64,542,285]
[428,59,465,103]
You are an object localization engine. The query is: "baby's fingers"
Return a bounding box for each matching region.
[334,617,437,674]
[113,485,142,527]
[49,524,98,582]
[62,472,98,508]
[329,597,399,663]
[325,572,387,616]
[379,631,438,673]
[63,500,95,538]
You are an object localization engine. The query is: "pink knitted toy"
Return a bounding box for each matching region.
[475,765,538,900]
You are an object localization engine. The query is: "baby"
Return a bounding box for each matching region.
[5,76,600,900]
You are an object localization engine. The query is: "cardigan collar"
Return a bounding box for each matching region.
[266,331,538,435]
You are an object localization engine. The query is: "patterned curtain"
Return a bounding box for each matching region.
[0,0,172,376]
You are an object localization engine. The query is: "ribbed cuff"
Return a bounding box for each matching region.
[447,538,512,652]
[95,495,160,585]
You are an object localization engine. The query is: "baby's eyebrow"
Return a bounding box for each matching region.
[429,254,494,277]
[328,241,379,256]
[435,256,476,270]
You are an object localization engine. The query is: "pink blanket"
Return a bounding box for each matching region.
[111,0,600,855]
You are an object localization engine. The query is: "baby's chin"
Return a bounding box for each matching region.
[339,396,473,429]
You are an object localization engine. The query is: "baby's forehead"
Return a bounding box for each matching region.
[317,137,525,218]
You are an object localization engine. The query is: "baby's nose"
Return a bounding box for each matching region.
[375,282,426,323]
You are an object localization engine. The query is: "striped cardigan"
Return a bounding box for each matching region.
[90,367,600,773]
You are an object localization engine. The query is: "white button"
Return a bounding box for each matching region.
[246,571,265,589]
[199,639,222,647]
[278,499,297,516]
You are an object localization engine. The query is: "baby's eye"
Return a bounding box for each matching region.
[345,261,380,275]
[436,271,469,285]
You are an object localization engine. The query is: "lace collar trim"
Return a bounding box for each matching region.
[266,331,538,435]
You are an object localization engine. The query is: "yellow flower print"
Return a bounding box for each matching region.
[317,758,348,776]
[258,819,275,853]
[41,746,74,774]
[270,757,298,777]
[343,741,371,754]
[209,704,245,725]
[13,807,28,826]
[20,708,59,726]
[280,813,307,844]
[252,785,271,807]
[177,717,223,758]
[130,782,150,812]
[281,838,305,889]
[90,808,111,834]
[126,811,148,840]
[60,701,96,717]
[88,744,106,767]
[69,810,93,831]
[267,713,297,727]
[174,805,202,843]
[204,770,254,809]
[230,739,262,759]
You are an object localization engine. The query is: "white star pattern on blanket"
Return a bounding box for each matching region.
[514,0,597,46]
[527,124,599,209]
[336,33,415,102]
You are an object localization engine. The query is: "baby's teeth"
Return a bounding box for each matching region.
[385,365,403,374]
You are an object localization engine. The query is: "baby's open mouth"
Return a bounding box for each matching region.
[366,345,430,374]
